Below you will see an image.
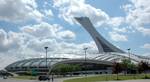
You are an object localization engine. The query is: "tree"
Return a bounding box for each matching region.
[112,62,122,80]
[128,63,137,74]
[121,59,131,74]
[138,61,149,78]
[51,64,81,76]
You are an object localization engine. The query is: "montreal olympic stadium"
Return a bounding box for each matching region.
[5,17,150,75]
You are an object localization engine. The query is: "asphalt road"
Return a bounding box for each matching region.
[1,78,150,82]
[0,77,78,82]
[0,78,61,82]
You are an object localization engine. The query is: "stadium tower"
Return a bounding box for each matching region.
[75,17,125,53]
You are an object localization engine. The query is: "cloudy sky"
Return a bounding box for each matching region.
[0,0,150,69]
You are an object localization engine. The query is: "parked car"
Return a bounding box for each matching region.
[38,75,50,81]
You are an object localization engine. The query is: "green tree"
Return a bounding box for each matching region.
[121,59,131,74]
[112,62,122,80]
[138,61,149,78]
[51,64,81,76]
[128,62,137,74]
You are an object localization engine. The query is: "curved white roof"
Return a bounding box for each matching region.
[94,52,150,64]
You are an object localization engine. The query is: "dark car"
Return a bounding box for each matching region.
[38,75,50,81]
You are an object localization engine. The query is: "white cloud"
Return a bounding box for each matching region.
[53,0,109,27]
[109,32,128,42]
[125,0,150,25]
[107,17,125,27]
[113,27,127,33]
[44,9,53,17]
[137,27,150,36]
[141,43,150,49]
[58,41,98,55]
[20,22,77,54]
[0,29,20,52]
[123,0,150,36]
[21,22,76,40]
[58,30,75,40]
[21,22,62,39]
[0,0,44,22]
[26,38,58,52]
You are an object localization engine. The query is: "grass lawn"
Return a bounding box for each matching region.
[64,74,150,82]
[12,75,37,80]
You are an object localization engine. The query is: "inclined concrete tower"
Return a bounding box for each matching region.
[75,17,125,53]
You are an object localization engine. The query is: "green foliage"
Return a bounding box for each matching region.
[63,74,150,82]
[51,64,81,75]
[121,59,137,74]
[112,62,123,80]
[112,62,122,74]
[112,59,137,74]
[138,61,150,78]
[128,62,137,69]
[121,59,131,69]
[138,61,149,73]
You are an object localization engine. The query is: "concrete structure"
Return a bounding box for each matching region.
[5,58,67,75]
[5,58,113,75]
[75,17,150,63]
[75,17,124,53]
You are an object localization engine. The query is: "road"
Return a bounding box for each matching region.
[0,76,81,82]
[1,77,150,82]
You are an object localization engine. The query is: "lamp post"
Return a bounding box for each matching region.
[127,48,131,74]
[127,48,131,62]
[83,47,88,77]
[44,47,48,74]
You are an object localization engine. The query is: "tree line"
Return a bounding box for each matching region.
[113,59,150,79]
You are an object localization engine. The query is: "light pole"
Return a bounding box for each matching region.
[127,48,131,62]
[127,48,131,74]
[44,47,48,75]
[83,47,88,76]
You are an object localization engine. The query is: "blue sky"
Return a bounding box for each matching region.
[0,0,150,69]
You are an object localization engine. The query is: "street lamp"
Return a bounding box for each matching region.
[127,48,131,62]
[127,48,131,74]
[44,47,48,74]
[83,47,88,76]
